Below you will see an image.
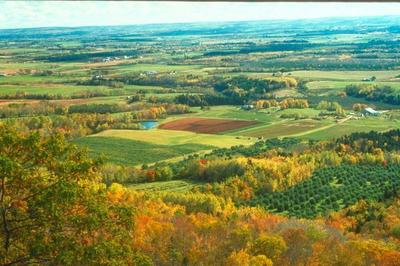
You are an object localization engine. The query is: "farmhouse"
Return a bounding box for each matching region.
[241,104,254,110]
[361,107,380,116]
[361,76,376,82]
[146,70,158,75]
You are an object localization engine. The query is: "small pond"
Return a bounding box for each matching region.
[139,121,159,130]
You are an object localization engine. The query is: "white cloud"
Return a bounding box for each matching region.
[0,1,400,29]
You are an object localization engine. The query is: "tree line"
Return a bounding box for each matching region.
[346,84,400,105]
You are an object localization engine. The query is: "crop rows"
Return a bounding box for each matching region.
[249,164,400,218]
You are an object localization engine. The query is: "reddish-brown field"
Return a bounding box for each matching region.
[0,69,19,75]
[0,98,113,108]
[0,100,13,106]
[0,100,38,106]
[159,117,258,134]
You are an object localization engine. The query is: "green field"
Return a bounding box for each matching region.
[0,83,174,97]
[275,108,322,117]
[238,119,332,138]
[289,70,400,81]
[307,80,400,92]
[76,128,256,165]
[307,95,399,110]
[0,84,111,96]
[300,117,400,140]
[232,115,399,140]
[92,129,256,148]
[74,136,214,166]
[128,180,199,192]
[167,105,279,124]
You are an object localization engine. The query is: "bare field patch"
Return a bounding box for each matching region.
[158,117,258,134]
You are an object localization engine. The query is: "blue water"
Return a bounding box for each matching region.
[139,121,159,130]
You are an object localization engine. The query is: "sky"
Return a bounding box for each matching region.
[1,1,400,29]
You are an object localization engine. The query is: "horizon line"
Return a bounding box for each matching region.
[1,14,399,32]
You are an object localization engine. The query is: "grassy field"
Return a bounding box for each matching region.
[128,180,199,192]
[275,108,322,117]
[0,96,126,107]
[300,117,400,140]
[307,95,399,110]
[226,111,399,140]
[0,83,174,97]
[92,129,256,148]
[0,75,81,85]
[0,84,112,96]
[307,81,400,92]
[289,70,400,81]
[76,128,256,165]
[238,119,332,138]
[171,105,279,123]
[235,70,400,81]
[74,136,214,166]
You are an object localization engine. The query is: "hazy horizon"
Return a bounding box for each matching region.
[1,1,400,30]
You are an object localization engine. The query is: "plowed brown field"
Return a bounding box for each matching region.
[159,118,258,134]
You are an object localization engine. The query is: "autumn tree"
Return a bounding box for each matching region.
[250,234,287,262]
[0,126,142,265]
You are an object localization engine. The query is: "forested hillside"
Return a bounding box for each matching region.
[2,127,400,265]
